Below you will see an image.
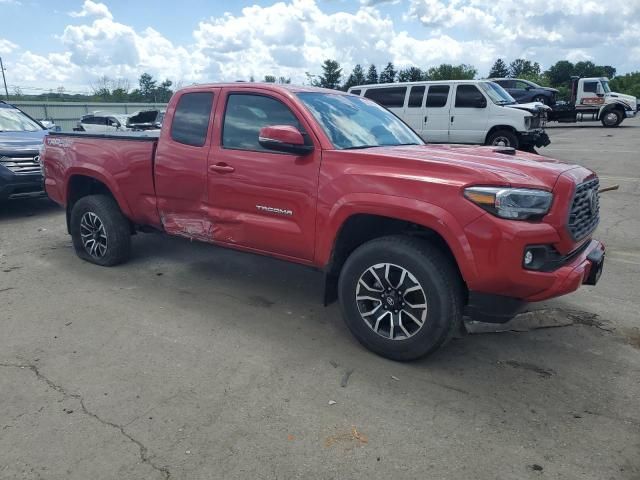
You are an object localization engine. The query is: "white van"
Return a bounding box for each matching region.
[348,80,550,150]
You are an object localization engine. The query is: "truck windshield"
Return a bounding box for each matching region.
[296,92,424,150]
[479,82,516,105]
[0,107,43,132]
[601,80,611,93]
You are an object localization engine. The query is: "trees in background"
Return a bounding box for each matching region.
[343,64,366,91]
[365,64,379,84]
[488,59,509,78]
[425,63,476,80]
[379,62,397,83]
[8,58,639,103]
[397,66,423,82]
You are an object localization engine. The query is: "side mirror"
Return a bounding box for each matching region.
[258,125,314,155]
[475,96,487,108]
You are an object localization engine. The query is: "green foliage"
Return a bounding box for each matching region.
[379,62,397,83]
[544,60,617,89]
[343,64,367,90]
[425,64,476,81]
[488,59,509,78]
[365,64,378,84]
[264,75,277,83]
[317,59,343,90]
[397,67,423,82]
[509,59,540,78]
[610,72,640,98]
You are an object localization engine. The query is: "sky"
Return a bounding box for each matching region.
[0,0,639,94]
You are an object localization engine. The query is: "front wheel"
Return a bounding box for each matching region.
[70,194,131,266]
[486,129,519,149]
[601,110,623,127]
[338,236,463,361]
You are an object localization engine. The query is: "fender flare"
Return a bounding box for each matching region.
[316,193,481,284]
[64,165,133,219]
[598,101,629,118]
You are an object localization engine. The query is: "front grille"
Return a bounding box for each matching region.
[0,155,41,175]
[568,178,600,240]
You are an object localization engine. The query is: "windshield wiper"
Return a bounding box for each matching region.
[342,145,378,150]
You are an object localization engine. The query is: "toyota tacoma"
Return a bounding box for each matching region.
[41,84,605,360]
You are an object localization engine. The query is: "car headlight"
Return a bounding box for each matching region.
[524,115,532,129]
[464,186,553,220]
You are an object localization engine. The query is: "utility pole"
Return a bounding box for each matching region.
[0,57,8,99]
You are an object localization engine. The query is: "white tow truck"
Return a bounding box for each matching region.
[548,77,637,127]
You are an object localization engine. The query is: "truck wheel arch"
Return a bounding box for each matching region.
[65,173,131,233]
[319,197,480,305]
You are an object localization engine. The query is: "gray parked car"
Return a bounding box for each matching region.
[490,78,559,106]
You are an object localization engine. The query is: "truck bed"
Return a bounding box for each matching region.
[44,131,161,228]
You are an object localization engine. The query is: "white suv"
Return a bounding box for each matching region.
[348,80,550,150]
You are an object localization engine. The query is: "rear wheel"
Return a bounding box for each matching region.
[338,236,463,361]
[532,95,547,105]
[487,129,519,149]
[601,109,623,127]
[70,195,131,266]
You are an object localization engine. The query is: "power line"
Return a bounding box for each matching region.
[0,57,9,99]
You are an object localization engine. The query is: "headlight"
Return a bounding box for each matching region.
[464,186,553,220]
[524,115,532,129]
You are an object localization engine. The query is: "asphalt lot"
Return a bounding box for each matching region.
[1,118,639,480]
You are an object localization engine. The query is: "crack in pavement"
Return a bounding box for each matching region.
[0,362,171,479]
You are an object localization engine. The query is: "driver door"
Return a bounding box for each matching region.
[205,90,321,261]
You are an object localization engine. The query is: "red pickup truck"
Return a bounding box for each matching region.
[42,83,605,360]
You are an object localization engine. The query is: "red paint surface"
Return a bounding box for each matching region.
[43,83,604,303]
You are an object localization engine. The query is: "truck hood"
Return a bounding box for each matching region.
[346,144,580,189]
[505,102,552,114]
[0,130,47,154]
[608,92,637,109]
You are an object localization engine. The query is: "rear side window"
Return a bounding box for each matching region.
[425,85,450,108]
[583,81,598,93]
[364,87,407,108]
[171,92,214,147]
[408,86,425,108]
[350,89,361,96]
[222,94,302,152]
[455,85,484,108]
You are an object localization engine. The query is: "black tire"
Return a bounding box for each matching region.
[486,129,519,149]
[601,109,623,127]
[532,95,547,105]
[337,235,463,361]
[70,194,131,266]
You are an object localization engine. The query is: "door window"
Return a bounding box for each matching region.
[454,85,484,108]
[171,92,214,147]
[222,94,303,152]
[425,85,450,108]
[514,80,530,89]
[407,86,425,108]
[364,87,407,108]
[583,81,598,93]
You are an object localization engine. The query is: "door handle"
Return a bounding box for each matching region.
[424,115,428,122]
[451,116,454,123]
[209,163,235,173]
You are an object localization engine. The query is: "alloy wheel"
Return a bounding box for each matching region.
[355,263,428,340]
[80,212,108,258]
